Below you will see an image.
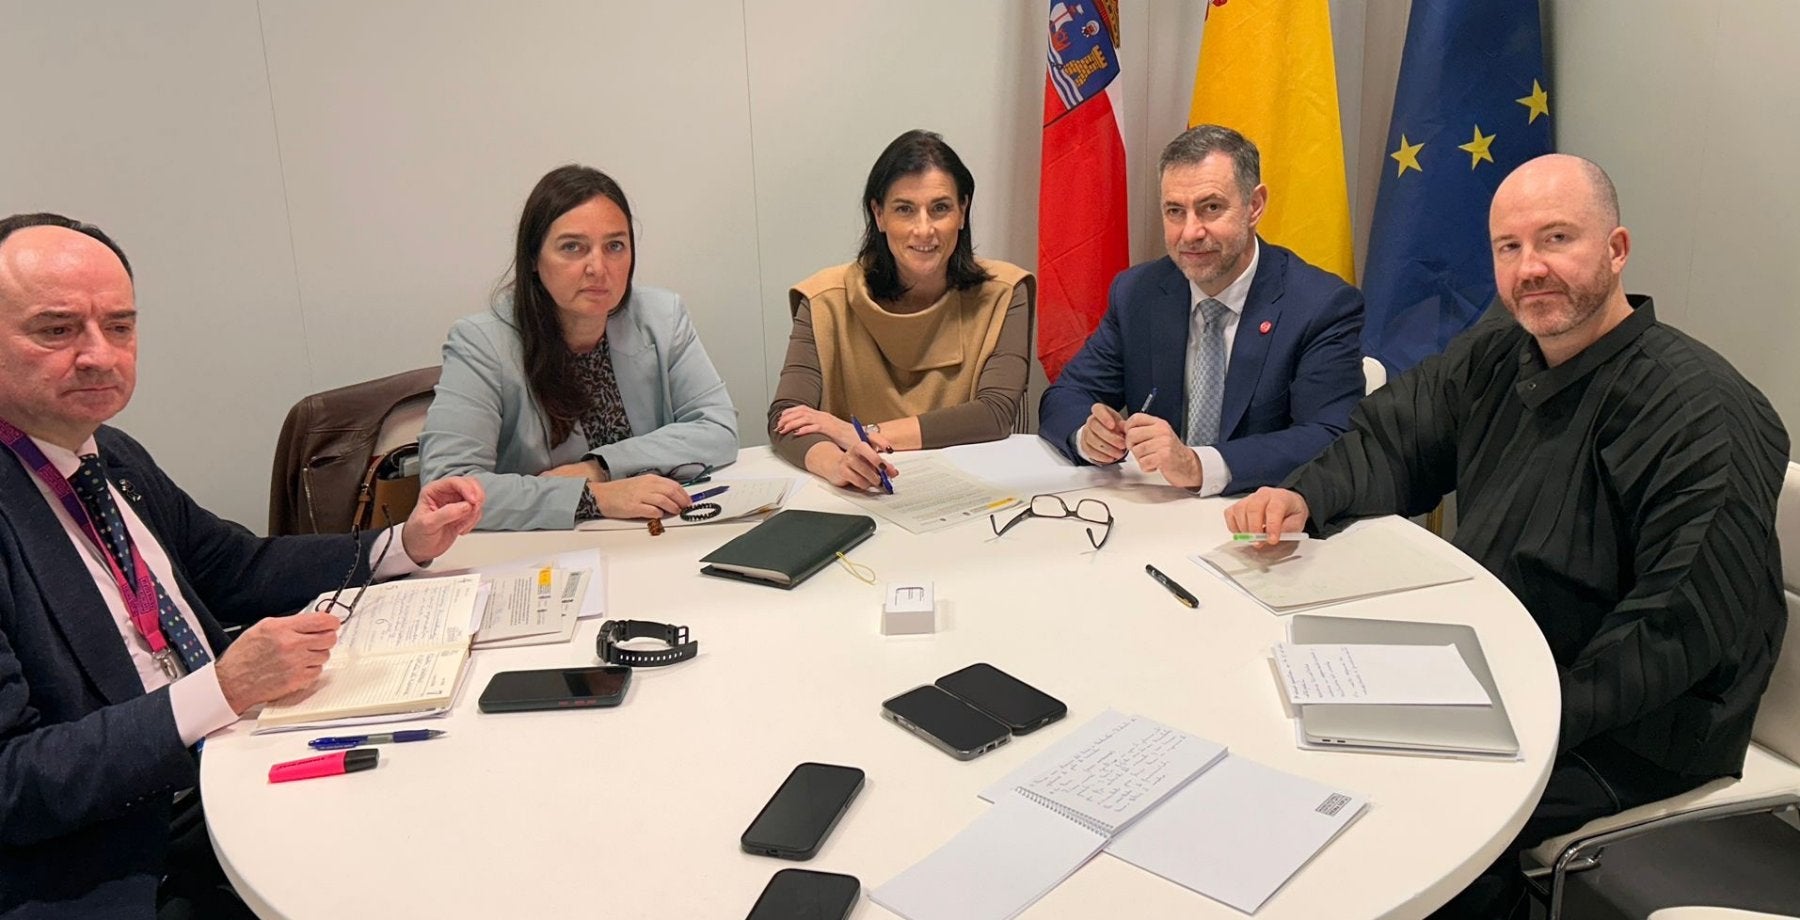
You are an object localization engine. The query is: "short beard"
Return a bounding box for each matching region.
[1505,260,1614,339]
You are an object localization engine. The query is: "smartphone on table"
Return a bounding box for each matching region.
[880,685,1010,760]
[741,762,865,860]
[477,666,632,713]
[745,868,860,920]
[935,663,1067,735]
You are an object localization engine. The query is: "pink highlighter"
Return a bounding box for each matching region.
[268,749,379,783]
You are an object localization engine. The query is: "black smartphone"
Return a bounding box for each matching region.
[477,666,632,713]
[740,763,865,860]
[880,685,1011,760]
[935,663,1067,735]
[745,868,860,920]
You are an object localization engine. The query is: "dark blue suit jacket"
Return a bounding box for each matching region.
[0,427,368,919]
[1038,242,1365,493]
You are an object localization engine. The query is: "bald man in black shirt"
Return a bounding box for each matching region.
[1229,154,1788,918]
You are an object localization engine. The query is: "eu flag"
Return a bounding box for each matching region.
[1360,1,1552,374]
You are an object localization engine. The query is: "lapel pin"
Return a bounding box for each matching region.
[1259,320,1272,335]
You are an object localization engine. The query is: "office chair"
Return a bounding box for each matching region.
[1521,461,1800,919]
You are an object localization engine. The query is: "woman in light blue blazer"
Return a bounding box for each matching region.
[420,165,738,531]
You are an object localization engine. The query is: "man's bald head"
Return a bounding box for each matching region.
[0,215,138,449]
[1488,155,1634,366]
[0,213,132,281]
[1492,153,1620,233]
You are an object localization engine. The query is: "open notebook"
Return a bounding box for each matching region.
[1192,526,1472,614]
[978,710,1369,914]
[872,712,1225,920]
[253,574,481,732]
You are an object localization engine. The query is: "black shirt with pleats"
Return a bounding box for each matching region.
[1288,296,1788,782]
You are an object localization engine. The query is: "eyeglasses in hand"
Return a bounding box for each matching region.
[314,505,396,623]
[624,462,714,486]
[989,494,1114,550]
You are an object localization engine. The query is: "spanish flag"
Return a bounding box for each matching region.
[1188,0,1353,284]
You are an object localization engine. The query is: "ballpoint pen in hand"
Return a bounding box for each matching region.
[849,416,894,494]
[688,485,730,503]
[308,729,446,750]
[1230,532,1312,542]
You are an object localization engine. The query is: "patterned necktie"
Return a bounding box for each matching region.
[1184,298,1231,446]
[68,455,211,674]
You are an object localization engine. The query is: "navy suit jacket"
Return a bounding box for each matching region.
[1038,242,1365,493]
[0,427,366,919]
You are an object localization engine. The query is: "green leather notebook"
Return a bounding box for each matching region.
[698,510,876,589]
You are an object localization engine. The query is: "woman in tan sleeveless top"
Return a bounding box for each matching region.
[769,129,1036,490]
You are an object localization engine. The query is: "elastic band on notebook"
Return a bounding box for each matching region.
[835,551,876,585]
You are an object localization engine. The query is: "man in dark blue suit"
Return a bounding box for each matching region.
[0,214,485,919]
[1039,125,1365,495]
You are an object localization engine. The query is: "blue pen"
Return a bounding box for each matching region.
[688,485,730,503]
[849,416,894,494]
[308,729,446,750]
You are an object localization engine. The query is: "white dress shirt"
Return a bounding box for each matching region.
[26,436,419,744]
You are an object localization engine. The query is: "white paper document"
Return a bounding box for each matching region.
[1191,527,1472,614]
[440,548,608,619]
[471,568,580,649]
[978,710,1368,914]
[576,477,797,530]
[937,434,1172,497]
[1274,643,1492,706]
[875,710,1225,920]
[835,455,1019,534]
[872,797,1109,920]
[1107,756,1369,913]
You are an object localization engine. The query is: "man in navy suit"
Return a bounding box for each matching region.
[0,214,484,919]
[1039,125,1365,495]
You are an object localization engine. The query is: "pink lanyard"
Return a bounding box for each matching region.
[0,418,172,659]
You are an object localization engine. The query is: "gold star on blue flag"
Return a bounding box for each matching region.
[1360,2,1553,374]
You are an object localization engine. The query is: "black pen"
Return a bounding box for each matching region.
[1144,564,1198,608]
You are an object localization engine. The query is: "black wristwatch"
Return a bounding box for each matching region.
[596,619,698,667]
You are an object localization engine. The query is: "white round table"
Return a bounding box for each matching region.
[202,442,1559,919]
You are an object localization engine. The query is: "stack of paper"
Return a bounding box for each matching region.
[937,435,1172,496]
[1191,527,1472,614]
[411,549,609,650]
[469,564,588,650]
[833,456,1018,534]
[972,710,1370,914]
[873,711,1226,920]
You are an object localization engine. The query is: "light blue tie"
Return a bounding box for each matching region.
[1184,298,1230,446]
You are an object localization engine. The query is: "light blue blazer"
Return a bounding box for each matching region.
[420,286,739,531]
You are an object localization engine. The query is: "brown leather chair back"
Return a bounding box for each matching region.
[267,367,440,535]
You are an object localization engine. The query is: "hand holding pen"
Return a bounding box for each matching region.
[1080,389,1157,465]
[850,416,896,494]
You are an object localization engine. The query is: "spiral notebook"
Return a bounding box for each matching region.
[871,713,1226,920]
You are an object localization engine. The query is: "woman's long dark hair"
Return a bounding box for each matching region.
[857,129,991,303]
[506,165,636,447]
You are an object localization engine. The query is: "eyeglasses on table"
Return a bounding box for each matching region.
[989,494,1114,550]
